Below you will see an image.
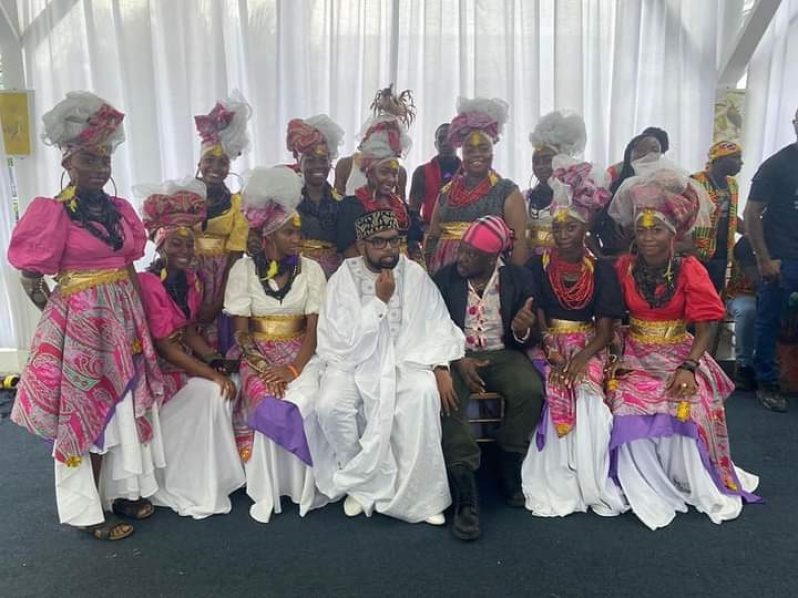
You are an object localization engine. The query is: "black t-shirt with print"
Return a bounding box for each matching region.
[749,143,798,259]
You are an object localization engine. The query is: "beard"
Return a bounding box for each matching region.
[367,253,399,271]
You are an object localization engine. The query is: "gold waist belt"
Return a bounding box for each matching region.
[527,225,554,248]
[56,267,128,297]
[440,221,472,241]
[251,315,307,340]
[300,239,336,252]
[194,235,227,256]
[629,317,688,344]
[548,319,594,334]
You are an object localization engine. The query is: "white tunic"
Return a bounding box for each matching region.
[223,255,330,523]
[308,255,465,523]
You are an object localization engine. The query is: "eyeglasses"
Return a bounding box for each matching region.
[364,235,402,249]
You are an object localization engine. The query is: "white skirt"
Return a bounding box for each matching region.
[243,359,329,524]
[522,386,626,518]
[245,432,328,523]
[616,434,759,530]
[151,378,245,519]
[54,391,165,527]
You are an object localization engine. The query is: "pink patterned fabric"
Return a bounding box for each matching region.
[8,195,163,463]
[286,118,326,157]
[230,335,305,460]
[528,329,606,438]
[447,112,499,148]
[142,191,207,248]
[194,102,235,147]
[11,278,164,463]
[464,270,504,351]
[608,258,742,494]
[8,196,146,275]
[462,215,513,255]
[550,162,611,224]
[195,253,230,351]
[138,271,203,403]
[606,332,740,493]
[69,103,125,152]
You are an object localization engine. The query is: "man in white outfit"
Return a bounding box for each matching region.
[309,209,465,525]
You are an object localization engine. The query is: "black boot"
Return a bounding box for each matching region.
[734,364,757,392]
[447,465,481,541]
[499,451,525,508]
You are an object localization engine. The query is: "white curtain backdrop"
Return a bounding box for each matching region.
[4,0,729,348]
[13,0,726,200]
[739,0,798,208]
[0,137,40,351]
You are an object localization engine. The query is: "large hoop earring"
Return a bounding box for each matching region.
[106,175,118,198]
[59,170,67,193]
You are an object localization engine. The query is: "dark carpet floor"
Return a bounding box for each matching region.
[1,389,796,598]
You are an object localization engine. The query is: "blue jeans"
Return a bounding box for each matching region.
[726,295,755,368]
[754,259,798,386]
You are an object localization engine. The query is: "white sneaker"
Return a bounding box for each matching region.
[424,512,446,526]
[343,495,364,517]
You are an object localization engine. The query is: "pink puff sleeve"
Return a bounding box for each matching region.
[139,272,182,340]
[7,197,69,275]
[113,197,147,261]
[683,256,725,322]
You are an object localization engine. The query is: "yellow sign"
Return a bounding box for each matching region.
[0,91,32,156]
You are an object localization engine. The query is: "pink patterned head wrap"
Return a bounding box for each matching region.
[448,112,500,148]
[66,104,125,155]
[286,118,328,158]
[358,118,407,173]
[142,190,207,248]
[194,102,235,156]
[549,161,611,224]
[462,215,514,255]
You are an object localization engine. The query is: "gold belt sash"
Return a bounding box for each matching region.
[629,317,688,344]
[56,267,129,297]
[194,234,227,256]
[548,319,594,334]
[251,315,307,340]
[300,238,335,252]
[440,221,472,241]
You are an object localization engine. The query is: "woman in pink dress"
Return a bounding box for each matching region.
[136,180,245,519]
[8,92,164,541]
[192,92,251,351]
[605,167,759,530]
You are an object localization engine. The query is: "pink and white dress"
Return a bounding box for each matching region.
[138,271,245,519]
[8,195,165,527]
[608,254,760,530]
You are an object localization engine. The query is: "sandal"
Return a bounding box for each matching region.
[112,498,155,520]
[81,518,134,541]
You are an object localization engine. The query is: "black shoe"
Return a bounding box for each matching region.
[447,465,481,541]
[757,384,788,412]
[734,365,757,392]
[499,451,525,508]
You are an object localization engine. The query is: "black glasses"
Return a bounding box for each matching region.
[364,235,402,249]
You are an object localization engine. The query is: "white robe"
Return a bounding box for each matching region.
[307,255,465,523]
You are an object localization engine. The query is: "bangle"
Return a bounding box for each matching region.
[677,360,698,374]
[513,327,531,344]
[286,364,300,380]
[203,352,223,365]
